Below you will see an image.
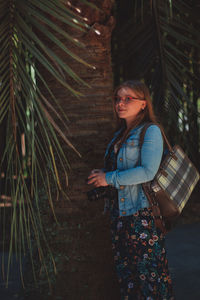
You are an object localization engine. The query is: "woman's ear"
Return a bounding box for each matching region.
[142,101,147,110]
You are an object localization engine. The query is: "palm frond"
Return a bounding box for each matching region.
[112,0,200,164]
[0,0,93,286]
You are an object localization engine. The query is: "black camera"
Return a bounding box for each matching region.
[87,186,108,201]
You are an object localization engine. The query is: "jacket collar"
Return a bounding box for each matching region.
[127,122,147,138]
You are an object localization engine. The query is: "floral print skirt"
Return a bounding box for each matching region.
[110,200,174,300]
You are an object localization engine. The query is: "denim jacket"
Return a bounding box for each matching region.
[105,123,163,217]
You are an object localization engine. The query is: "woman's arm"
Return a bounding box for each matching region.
[105,125,163,188]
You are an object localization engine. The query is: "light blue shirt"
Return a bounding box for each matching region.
[105,124,163,217]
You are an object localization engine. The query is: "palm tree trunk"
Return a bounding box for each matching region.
[38,0,115,212]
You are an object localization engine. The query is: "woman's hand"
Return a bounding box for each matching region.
[87,169,108,187]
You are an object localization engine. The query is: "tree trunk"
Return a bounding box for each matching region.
[37,2,121,298]
[29,3,122,299]
[38,0,115,213]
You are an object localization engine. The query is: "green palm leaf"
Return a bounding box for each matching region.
[0,0,93,287]
[112,0,200,164]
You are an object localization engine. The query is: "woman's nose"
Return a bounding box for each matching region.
[118,100,125,106]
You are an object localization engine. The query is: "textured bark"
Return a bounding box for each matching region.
[39,0,115,213]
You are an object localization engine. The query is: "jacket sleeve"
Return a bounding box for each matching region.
[105,125,163,188]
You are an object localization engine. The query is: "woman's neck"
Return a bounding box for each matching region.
[125,117,143,131]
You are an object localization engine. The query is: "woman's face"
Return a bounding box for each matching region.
[115,87,146,126]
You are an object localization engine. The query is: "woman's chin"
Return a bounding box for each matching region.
[117,112,126,118]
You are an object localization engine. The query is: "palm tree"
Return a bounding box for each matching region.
[2,0,199,294]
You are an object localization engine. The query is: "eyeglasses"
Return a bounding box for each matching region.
[114,96,145,104]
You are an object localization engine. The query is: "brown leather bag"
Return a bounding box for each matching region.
[142,184,168,234]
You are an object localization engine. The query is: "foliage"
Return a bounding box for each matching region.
[0,0,94,287]
[112,0,200,166]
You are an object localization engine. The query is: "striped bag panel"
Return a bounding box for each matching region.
[154,146,200,213]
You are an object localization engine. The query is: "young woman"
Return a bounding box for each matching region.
[87,80,174,300]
